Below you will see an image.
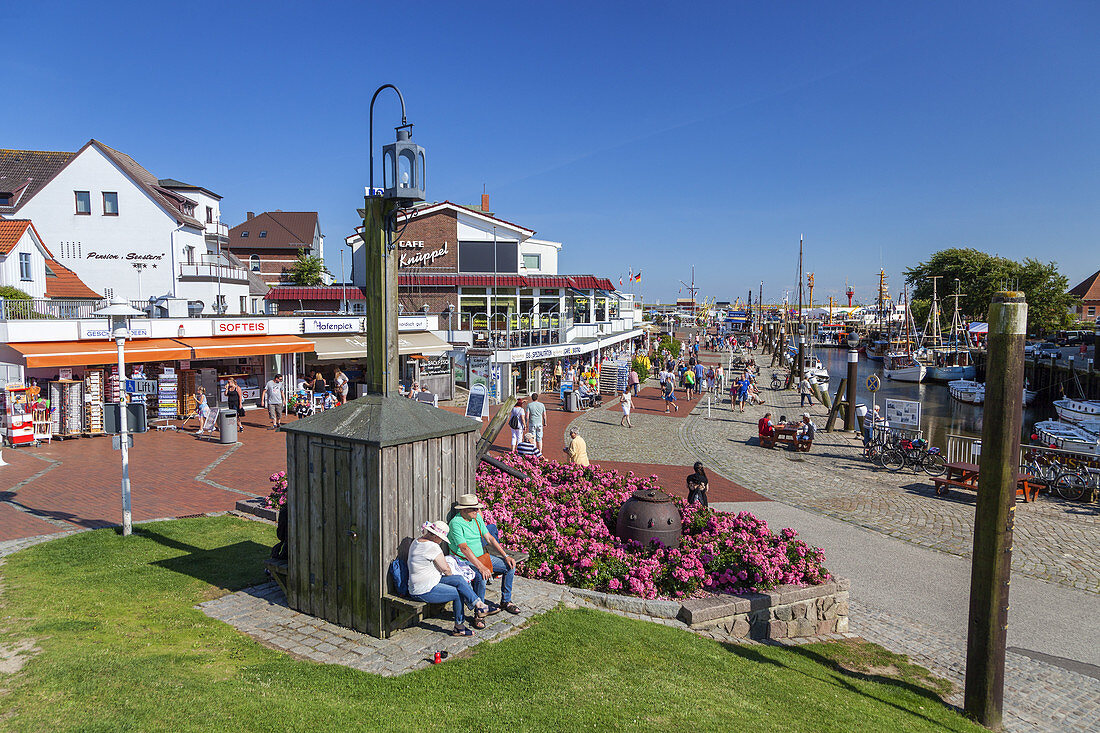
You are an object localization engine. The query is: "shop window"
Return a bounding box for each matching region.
[353,302,365,314]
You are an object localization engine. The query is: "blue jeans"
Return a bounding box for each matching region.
[476,554,515,604]
[412,574,484,627]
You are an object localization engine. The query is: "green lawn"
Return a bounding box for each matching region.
[0,517,981,732]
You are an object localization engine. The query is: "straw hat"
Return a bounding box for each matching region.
[452,493,484,510]
[421,520,449,541]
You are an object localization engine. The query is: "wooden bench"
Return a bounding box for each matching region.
[264,556,289,597]
[931,462,1038,502]
[761,426,812,452]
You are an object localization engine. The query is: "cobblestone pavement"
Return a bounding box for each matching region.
[850,597,1100,732]
[677,380,1100,594]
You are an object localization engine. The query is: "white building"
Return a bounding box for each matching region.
[0,219,101,306]
[0,140,249,316]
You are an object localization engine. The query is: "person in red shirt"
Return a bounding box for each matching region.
[758,412,775,438]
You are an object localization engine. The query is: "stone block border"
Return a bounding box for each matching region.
[235,497,277,522]
[566,578,850,641]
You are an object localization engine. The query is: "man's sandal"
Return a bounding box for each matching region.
[451,626,474,637]
[500,602,520,615]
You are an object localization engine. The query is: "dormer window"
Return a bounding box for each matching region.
[0,192,12,206]
[259,231,267,238]
[241,231,249,238]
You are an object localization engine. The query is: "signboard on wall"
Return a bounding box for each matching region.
[79,319,151,340]
[468,355,490,390]
[398,315,430,331]
[419,355,451,377]
[884,398,921,428]
[213,320,268,336]
[302,317,360,334]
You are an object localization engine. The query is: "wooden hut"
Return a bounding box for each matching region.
[279,395,478,638]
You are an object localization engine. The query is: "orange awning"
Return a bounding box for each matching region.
[1,339,192,368]
[175,335,315,359]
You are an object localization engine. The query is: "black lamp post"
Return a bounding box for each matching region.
[846,334,860,431]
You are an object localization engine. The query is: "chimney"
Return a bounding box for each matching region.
[246,211,254,220]
[481,194,489,211]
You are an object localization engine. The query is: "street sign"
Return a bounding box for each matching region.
[112,435,134,450]
[866,374,881,393]
[125,378,158,395]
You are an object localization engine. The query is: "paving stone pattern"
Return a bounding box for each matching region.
[850,597,1100,733]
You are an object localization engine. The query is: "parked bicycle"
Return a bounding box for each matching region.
[1050,466,1099,501]
[880,437,947,476]
[770,371,787,390]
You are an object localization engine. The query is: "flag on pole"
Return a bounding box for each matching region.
[634,271,642,283]
[619,276,623,286]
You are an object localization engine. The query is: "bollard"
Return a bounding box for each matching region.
[845,347,859,431]
[964,292,1027,729]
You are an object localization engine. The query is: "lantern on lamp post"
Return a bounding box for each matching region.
[92,297,146,536]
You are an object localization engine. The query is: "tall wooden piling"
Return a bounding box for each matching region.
[965,292,1027,729]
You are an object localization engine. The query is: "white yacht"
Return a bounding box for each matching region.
[1053,399,1100,424]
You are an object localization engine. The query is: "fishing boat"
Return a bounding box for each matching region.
[924,280,977,381]
[949,380,1036,406]
[1053,398,1100,424]
[786,345,831,388]
[1033,420,1100,454]
[883,289,925,382]
[884,352,926,382]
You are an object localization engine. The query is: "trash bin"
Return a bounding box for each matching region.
[567,390,581,413]
[219,410,238,444]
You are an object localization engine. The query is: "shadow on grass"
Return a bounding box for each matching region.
[137,526,270,590]
[722,641,961,729]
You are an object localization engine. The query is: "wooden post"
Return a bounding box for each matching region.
[965,292,1027,729]
[845,346,859,431]
[824,378,847,432]
[362,195,400,395]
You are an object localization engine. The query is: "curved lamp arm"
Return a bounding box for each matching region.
[369,84,408,191]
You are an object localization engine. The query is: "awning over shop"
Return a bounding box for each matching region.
[398,331,452,356]
[175,335,315,359]
[307,334,372,361]
[0,339,192,368]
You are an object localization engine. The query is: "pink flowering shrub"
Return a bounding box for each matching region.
[264,471,288,509]
[477,455,830,600]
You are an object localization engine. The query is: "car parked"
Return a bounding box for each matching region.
[1035,343,1062,359]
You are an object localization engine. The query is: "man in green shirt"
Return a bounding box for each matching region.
[448,493,519,614]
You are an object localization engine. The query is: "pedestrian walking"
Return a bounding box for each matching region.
[628,367,640,396]
[799,376,813,407]
[737,375,751,412]
[508,399,527,452]
[619,389,633,427]
[662,379,678,413]
[194,386,212,435]
[224,377,245,432]
[261,374,285,430]
[525,393,546,454]
[564,428,589,466]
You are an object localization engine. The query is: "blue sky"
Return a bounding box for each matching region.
[6,1,1098,305]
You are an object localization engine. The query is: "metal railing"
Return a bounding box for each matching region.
[0,297,104,320]
[178,263,249,282]
[945,433,1100,474]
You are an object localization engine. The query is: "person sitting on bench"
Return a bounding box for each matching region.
[758,412,775,442]
[797,413,817,446]
[448,494,520,615]
[408,521,489,637]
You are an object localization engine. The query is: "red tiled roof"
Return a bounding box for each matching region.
[265,275,615,300]
[0,219,33,255]
[1070,269,1100,302]
[44,259,101,299]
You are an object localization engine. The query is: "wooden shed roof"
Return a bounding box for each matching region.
[282,393,477,447]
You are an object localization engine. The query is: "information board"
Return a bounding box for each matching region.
[884,398,921,428]
[465,384,488,421]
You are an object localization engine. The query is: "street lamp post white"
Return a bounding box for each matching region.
[93,298,146,536]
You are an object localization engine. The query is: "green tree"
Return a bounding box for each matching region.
[288,249,330,286]
[0,285,32,300]
[658,335,681,358]
[904,248,1077,335]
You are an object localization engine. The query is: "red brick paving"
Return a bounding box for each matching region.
[605,385,708,417]
[0,502,66,541]
[592,461,767,503]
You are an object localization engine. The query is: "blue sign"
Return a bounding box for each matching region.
[866,374,881,393]
[125,379,157,395]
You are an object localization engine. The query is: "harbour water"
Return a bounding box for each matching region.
[810,347,1055,448]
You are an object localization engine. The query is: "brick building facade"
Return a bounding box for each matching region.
[226,211,323,287]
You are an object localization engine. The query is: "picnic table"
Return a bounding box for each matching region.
[760,425,811,452]
[932,461,1038,502]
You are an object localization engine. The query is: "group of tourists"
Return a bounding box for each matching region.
[407,493,521,637]
[508,394,547,454]
[757,411,817,447]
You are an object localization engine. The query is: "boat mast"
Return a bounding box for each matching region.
[798,235,804,330]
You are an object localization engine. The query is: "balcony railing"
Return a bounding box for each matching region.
[178,263,249,283]
[0,298,108,320]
